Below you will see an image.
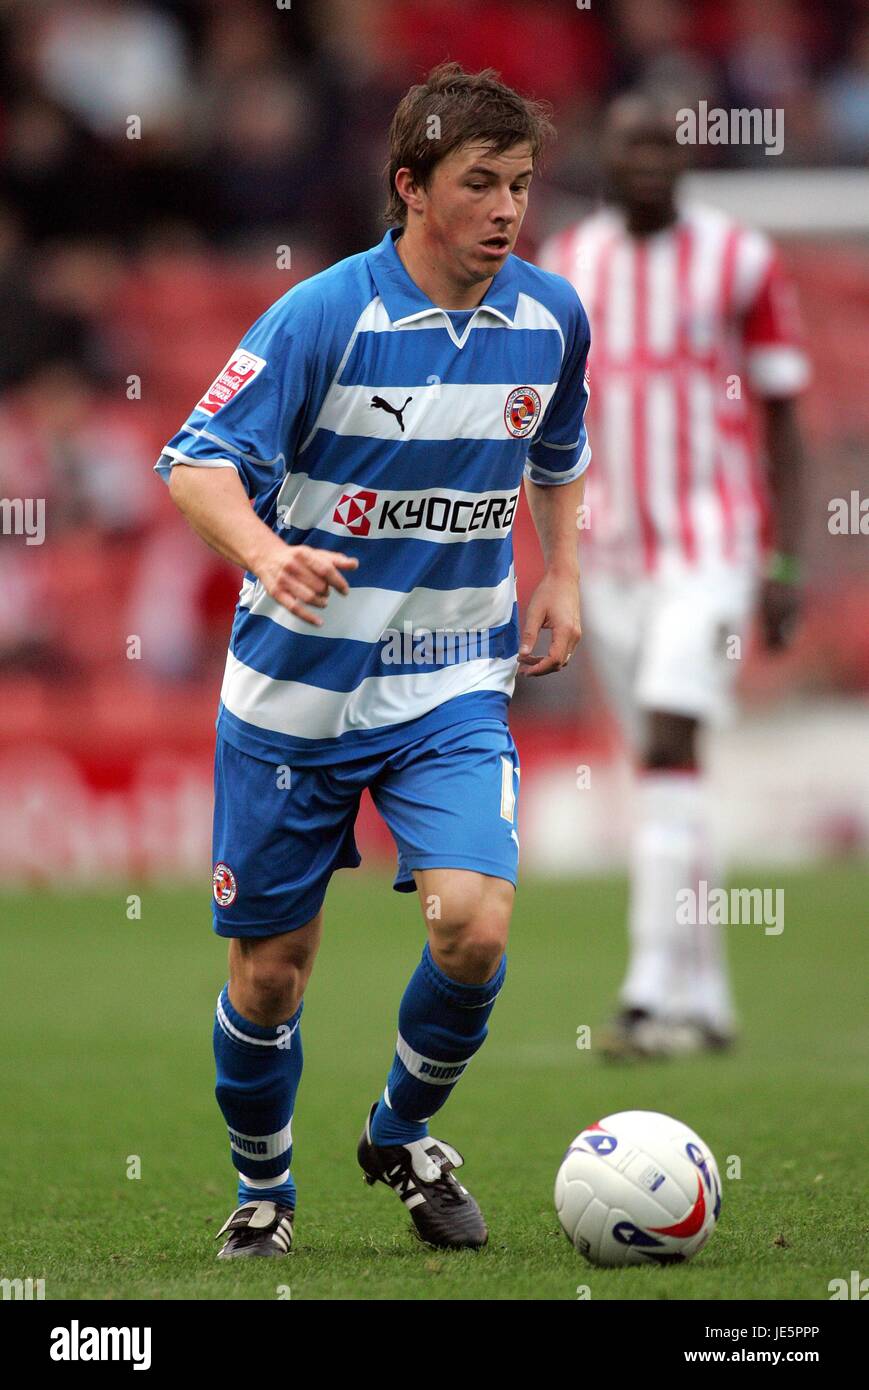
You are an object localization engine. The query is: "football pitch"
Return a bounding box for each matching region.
[2,866,866,1302]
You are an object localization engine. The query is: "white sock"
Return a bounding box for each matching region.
[621,771,735,1034]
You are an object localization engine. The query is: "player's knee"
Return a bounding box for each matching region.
[643,712,698,770]
[242,962,305,1021]
[447,930,506,984]
[230,922,320,1022]
[430,914,510,984]
[423,874,512,981]
[644,744,691,771]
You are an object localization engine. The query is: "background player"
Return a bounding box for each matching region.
[540,91,810,1057]
[158,63,590,1255]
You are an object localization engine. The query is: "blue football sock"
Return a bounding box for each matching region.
[370,943,506,1146]
[213,985,303,1210]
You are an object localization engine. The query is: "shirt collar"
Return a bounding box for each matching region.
[367,227,519,329]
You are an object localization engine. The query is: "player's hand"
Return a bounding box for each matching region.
[257,541,359,627]
[758,577,801,652]
[518,571,582,677]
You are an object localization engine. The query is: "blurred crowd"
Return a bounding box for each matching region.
[4,0,869,256]
[0,0,867,698]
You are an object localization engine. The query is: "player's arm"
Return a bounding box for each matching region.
[519,291,591,677]
[759,396,807,650]
[158,300,357,627]
[741,242,811,651]
[519,472,585,676]
[168,464,357,628]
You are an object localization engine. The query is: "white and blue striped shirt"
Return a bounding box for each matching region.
[156,229,591,765]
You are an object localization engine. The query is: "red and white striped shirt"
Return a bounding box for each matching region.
[539,204,810,575]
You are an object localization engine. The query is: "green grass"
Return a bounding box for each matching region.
[1,867,867,1300]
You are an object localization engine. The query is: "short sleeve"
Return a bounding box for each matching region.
[741,249,810,399]
[524,297,592,486]
[155,297,312,498]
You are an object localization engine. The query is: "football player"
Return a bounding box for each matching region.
[158,63,591,1254]
[540,92,809,1057]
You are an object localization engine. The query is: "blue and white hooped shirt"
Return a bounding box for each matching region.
[156,228,591,765]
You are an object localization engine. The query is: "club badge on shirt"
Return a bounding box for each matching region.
[504,386,542,438]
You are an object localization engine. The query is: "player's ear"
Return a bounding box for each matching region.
[394,167,424,218]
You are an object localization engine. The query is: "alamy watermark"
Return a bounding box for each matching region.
[676,881,784,935]
[829,1270,868,1299]
[50,1322,151,1370]
[0,497,45,545]
[380,622,491,665]
[828,491,868,535]
[1,1276,45,1300]
[676,102,784,156]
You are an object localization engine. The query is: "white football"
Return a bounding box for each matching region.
[555,1109,721,1267]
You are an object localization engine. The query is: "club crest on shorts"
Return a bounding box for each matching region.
[213,862,238,907]
[504,386,542,438]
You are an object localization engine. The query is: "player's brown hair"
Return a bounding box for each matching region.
[385,62,554,225]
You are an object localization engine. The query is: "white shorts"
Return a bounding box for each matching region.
[582,564,758,748]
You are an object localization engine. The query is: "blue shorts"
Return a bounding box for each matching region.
[211,717,520,937]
